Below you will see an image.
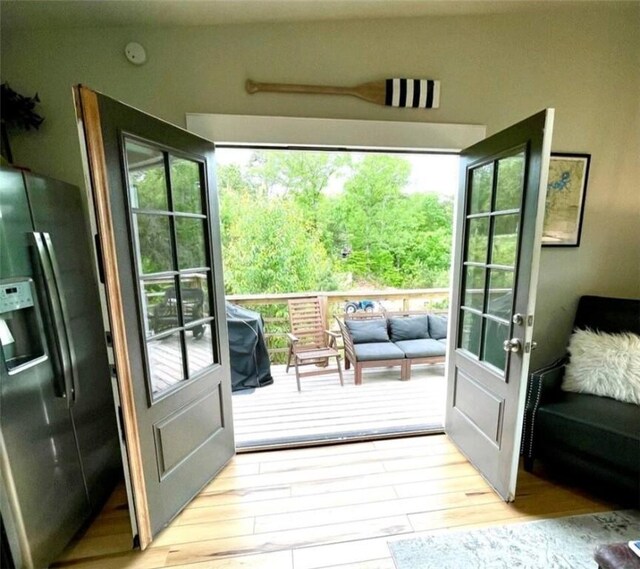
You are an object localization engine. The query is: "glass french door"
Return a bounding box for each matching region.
[445,110,554,501]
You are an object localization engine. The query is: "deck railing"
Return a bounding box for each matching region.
[226,288,450,363]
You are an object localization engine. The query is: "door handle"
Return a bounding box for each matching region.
[31,232,76,406]
[503,338,522,353]
[42,232,78,404]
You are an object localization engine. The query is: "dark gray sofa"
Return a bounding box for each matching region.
[521,296,640,505]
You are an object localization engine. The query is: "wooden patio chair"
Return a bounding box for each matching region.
[286,297,344,391]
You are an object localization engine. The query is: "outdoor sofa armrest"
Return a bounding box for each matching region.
[521,356,568,461]
[335,318,356,363]
[286,333,299,344]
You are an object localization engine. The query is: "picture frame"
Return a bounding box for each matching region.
[542,152,591,247]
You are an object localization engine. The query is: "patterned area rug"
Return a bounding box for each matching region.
[389,510,640,569]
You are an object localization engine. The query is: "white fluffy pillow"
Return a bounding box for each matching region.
[562,329,640,405]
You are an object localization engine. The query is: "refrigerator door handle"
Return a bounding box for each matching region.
[30,232,77,406]
[42,232,78,405]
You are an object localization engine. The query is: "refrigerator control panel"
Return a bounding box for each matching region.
[0,280,35,314]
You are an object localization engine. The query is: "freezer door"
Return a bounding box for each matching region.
[24,173,121,510]
[0,167,91,569]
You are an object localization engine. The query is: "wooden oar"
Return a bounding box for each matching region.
[246,78,440,109]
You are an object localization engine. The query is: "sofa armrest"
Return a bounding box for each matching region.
[521,356,568,461]
[335,317,356,363]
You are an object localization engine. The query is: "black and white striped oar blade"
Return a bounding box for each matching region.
[385,78,441,109]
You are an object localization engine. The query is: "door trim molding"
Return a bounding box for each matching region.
[185,113,485,151]
[74,85,153,549]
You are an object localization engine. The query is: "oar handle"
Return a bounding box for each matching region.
[246,79,353,97]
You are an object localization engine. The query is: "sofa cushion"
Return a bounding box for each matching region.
[388,316,430,342]
[428,315,448,340]
[354,342,405,361]
[395,339,446,358]
[562,329,640,405]
[345,318,389,344]
[537,392,640,473]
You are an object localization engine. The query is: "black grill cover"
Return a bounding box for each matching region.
[226,302,274,392]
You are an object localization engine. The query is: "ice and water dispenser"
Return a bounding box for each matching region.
[0,279,47,374]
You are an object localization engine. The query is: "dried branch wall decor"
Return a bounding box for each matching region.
[1,83,45,163]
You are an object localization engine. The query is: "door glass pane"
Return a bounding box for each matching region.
[147,331,186,397]
[176,218,206,269]
[133,214,174,274]
[180,275,207,325]
[142,278,179,338]
[126,140,168,211]
[462,266,485,311]
[185,322,215,376]
[487,270,514,320]
[171,157,203,214]
[491,214,520,267]
[459,309,482,356]
[482,319,509,371]
[495,153,525,211]
[466,217,490,263]
[469,163,493,214]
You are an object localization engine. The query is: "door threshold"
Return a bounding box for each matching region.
[235,424,445,453]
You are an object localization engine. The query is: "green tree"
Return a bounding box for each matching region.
[221,194,337,294]
[217,150,454,294]
[245,151,350,225]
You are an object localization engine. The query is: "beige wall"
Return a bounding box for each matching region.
[2,3,639,366]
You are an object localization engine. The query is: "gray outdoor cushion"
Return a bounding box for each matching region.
[389,316,430,342]
[395,339,446,358]
[354,342,405,361]
[438,338,447,345]
[428,315,448,340]
[345,318,389,344]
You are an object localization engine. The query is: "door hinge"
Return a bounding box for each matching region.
[94,234,106,284]
[117,405,126,445]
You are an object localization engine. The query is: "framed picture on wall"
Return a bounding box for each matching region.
[542,153,591,247]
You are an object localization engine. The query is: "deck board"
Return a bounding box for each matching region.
[232,363,446,448]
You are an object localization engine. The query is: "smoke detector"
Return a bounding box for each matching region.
[125,42,147,65]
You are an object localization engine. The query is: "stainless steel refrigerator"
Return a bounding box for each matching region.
[0,166,122,568]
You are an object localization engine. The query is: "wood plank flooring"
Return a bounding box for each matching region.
[54,434,615,569]
[232,363,447,448]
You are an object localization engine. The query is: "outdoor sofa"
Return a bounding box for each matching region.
[336,311,447,384]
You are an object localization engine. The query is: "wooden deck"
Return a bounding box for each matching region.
[55,434,615,569]
[148,326,215,395]
[232,362,447,449]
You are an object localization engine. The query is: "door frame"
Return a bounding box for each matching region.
[74,86,152,547]
[186,114,486,450]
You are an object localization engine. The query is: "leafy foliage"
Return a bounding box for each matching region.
[218,150,453,293]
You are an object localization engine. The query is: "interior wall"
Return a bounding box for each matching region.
[2,3,639,366]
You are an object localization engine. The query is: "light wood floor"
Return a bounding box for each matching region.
[55,435,615,569]
[232,363,447,449]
